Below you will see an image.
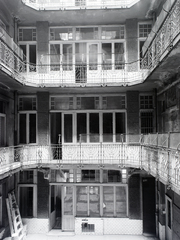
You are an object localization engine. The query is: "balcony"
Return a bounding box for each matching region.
[141,0,180,79]
[21,0,140,10]
[0,133,180,194]
[0,42,147,87]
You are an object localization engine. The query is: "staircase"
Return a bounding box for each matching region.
[6,191,26,240]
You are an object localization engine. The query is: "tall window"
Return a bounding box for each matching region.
[0,101,6,147]
[18,97,37,144]
[19,28,37,72]
[140,95,154,134]
[138,23,152,69]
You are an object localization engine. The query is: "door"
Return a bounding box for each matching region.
[62,186,74,231]
[63,113,73,143]
[75,43,87,83]
[142,177,156,235]
[88,43,98,71]
[165,196,172,240]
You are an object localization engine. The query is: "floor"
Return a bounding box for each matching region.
[26,232,159,240]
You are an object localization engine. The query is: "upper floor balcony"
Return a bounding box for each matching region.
[1,0,180,88]
[21,0,140,10]
[0,133,180,195]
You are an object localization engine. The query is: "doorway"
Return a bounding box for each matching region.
[142,177,156,235]
[165,196,172,240]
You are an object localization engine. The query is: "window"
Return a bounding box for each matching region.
[19,171,34,183]
[18,28,36,41]
[19,113,36,144]
[76,27,98,40]
[50,43,73,71]
[0,114,6,147]
[140,95,154,134]
[139,24,152,38]
[50,27,73,41]
[0,101,6,147]
[103,170,121,182]
[81,170,100,182]
[76,186,100,217]
[102,26,125,39]
[19,97,36,110]
[139,23,152,69]
[20,44,37,72]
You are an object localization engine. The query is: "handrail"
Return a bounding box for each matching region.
[141,0,180,77]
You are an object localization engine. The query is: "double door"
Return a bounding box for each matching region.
[75,43,98,83]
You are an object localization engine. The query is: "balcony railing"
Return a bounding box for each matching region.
[22,0,140,10]
[0,26,23,59]
[0,41,147,87]
[141,0,180,76]
[0,133,180,194]
[1,1,180,87]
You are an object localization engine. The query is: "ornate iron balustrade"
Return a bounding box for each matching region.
[0,39,147,87]
[141,0,180,75]
[21,0,140,10]
[0,133,180,194]
[0,26,23,59]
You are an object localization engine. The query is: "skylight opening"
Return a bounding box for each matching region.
[22,0,141,11]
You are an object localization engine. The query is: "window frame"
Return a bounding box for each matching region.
[18,111,37,144]
[0,113,6,147]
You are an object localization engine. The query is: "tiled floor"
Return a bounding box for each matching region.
[26,232,159,240]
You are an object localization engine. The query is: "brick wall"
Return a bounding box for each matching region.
[37,92,49,145]
[37,172,49,218]
[127,91,139,135]
[36,21,49,73]
[126,19,138,72]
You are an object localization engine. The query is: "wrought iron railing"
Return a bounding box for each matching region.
[21,0,140,10]
[0,40,147,86]
[0,133,180,194]
[0,26,23,59]
[141,0,180,76]
[1,0,180,86]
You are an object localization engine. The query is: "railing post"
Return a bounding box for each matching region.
[140,134,144,169]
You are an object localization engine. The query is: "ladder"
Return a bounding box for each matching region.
[6,191,26,240]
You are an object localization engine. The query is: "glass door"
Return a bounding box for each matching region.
[75,43,87,83]
[88,43,98,70]
[62,186,74,231]
[63,113,73,143]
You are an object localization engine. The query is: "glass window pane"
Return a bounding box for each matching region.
[77,113,87,142]
[50,44,60,71]
[63,44,73,70]
[76,27,98,40]
[103,113,113,142]
[116,112,126,142]
[90,113,99,142]
[50,113,61,144]
[116,186,127,217]
[76,186,88,216]
[89,186,100,217]
[64,186,73,215]
[102,43,112,70]
[89,44,98,70]
[115,43,124,69]
[29,45,36,72]
[64,114,73,143]
[29,114,36,143]
[103,186,114,217]
[19,114,26,144]
[0,116,5,147]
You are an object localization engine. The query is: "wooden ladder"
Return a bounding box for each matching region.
[6,191,26,240]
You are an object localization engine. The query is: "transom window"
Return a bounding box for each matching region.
[139,24,152,38]
[18,28,36,41]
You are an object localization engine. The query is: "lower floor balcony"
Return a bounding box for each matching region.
[0,133,180,194]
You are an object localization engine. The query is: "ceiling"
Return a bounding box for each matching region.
[0,0,153,26]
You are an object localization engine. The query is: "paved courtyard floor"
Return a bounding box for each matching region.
[26,232,159,240]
